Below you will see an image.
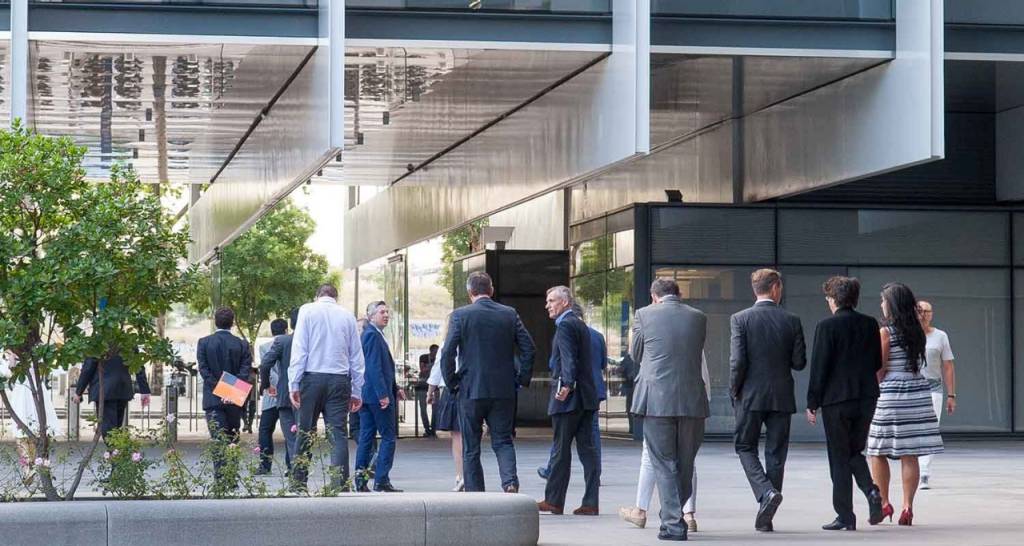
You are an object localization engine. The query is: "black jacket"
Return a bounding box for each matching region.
[197,330,253,410]
[807,308,882,411]
[76,354,151,403]
[729,300,807,413]
[259,333,293,408]
[548,313,599,415]
[440,297,536,400]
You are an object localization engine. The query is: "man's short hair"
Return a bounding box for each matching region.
[429,344,439,351]
[822,276,860,309]
[316,283,338,299]
[466,271,494,297]
[751,268,782,296]
[270,318,287,336]
[289,307,299,330]
[366,300,387,319]
[546,285,573,304]
[650,278,680,298]
[214,307,235,330]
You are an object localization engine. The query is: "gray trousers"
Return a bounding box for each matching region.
[293,373,351,488]
[643,416,705,536]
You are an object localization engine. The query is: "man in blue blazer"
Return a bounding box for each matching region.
[197,307,252,482]
[354,300,404,492]
[440,271,536,493]
[537,286,600,515]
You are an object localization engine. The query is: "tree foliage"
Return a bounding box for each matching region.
[0,122,196,500]
[189,200,332,348]
[437,219,487,300]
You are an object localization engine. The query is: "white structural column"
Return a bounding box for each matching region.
[742,0,945,201]
[613,0,650,154]
[9,0,27,126]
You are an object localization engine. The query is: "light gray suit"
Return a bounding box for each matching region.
[630,295,709,537]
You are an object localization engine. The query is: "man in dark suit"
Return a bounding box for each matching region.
[256,317,291,474]
[260,310,298,475]
[440,271,536,493]
[729,268,807,532]
[806,276,885,531]
[537,287,600,516]
[197,306,252,477]
[73,352,151,439]
[631,278,709,542]
[415,344,438,437]
[355,301,404,493]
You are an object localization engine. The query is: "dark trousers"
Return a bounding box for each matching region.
[822,398,878,524]
[293,373,351,488]
[543,410,602,477]
[734,408,791,502]
[459,397,517,492]
[97,399,129,439]
[415,389,433,435]
[644,416,704,537]
[355,402,397,487]
[206,404,242,480]
[544,409,600,508]
[278,406,298,472]
[242,389,257,432]
[258,406,290,472]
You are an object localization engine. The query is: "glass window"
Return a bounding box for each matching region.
[1014,270,1024,431]
[650,207,775,265]
[572,235,612,277]
[851,267,1012,432]
[348,0,609,13]
[651,0,893,20]
[779,209,1010,266]
[1015,213,1024,266]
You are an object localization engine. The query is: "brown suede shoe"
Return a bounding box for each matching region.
[537,501,564,515]
[573,506,599,516]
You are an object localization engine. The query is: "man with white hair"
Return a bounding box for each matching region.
[354,300,404,492]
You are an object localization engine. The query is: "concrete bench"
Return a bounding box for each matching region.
[0,493,539,546]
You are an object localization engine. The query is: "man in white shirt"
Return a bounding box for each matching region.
[289,284,365,491]
[917,300,956,489]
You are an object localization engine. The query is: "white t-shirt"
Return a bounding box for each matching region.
[924,328,954,391]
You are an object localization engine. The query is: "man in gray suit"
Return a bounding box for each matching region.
[631,278,709,542]
[729,269,806,532]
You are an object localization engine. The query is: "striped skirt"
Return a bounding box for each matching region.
[866,373,944,459]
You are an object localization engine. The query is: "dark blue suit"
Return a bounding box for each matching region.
[197,330,252,442]
[440,296,536,492]
[543,325,607,475]
[75,353,151,438]
[355,324,398,488]
[543,311,600,509]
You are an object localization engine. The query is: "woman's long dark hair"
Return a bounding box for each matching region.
[880,282,926,374]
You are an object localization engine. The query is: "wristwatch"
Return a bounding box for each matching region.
[947,394,957,399]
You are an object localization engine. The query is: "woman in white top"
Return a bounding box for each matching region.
[916,300,956,489]
[426,344,464,491]
[619,351,711,532]
[1,351,62,478]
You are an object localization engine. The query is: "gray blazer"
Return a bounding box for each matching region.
[629,296,710,418]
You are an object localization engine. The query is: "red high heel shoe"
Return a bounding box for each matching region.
[898,507,913,526]
[879,504,894,523]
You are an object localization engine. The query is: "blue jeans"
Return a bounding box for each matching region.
[292,373,351,487]
[355,402,397,487]
[544,410,602,478]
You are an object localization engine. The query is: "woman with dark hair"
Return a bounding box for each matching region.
[865,283,943,526]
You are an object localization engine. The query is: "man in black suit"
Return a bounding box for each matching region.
[259,310,298,475]
[537,287,600,516]
[73,352,151,439]
[729,269,806,532]
[440,271,536,493]
[197,307,252,471]
[415,344,438,437]
[806,276,885,531]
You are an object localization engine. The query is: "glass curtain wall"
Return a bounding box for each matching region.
[348,1,610,13]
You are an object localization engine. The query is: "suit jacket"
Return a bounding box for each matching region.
[729,300,807,413]
[440,297,536,400]
[259,334,293,408]
[629,296,710,418]
[361,326,397,403]
[76,354,151,403]
[197,330,253,410]
[548,313,599,415]
[806,308,883,411]
[589,327,608,402]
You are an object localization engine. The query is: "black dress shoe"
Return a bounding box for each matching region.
[537,466,550,480]
[356,483,370,493]
[755,522,774,533]
[822,518,856,531]
[866,487,884,525]
[374,483,403,493]
[755,490,783,531]
[657,530,687,541]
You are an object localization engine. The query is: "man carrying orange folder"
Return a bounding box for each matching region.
[198,307,253,482]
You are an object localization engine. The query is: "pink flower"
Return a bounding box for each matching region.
[252,446,261,454]
[103,451,111,460]
[18,456,28,467]
[33,457,43,466]
[112,449,120,456]
[131,452,142,463]
[290,424,298,433]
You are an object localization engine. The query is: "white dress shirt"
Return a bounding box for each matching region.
[288,296,365,399]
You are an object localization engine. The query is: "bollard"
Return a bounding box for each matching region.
[67,391,80,441]
[165,381,179,445]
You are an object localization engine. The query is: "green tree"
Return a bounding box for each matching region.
[437,219,487,300]
[0,122,196,500]
[190,200,333,350]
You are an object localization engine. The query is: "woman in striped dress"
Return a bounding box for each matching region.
[866,283,943,526]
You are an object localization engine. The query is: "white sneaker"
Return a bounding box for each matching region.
[920,475,930,490]
[452,477,465,492]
